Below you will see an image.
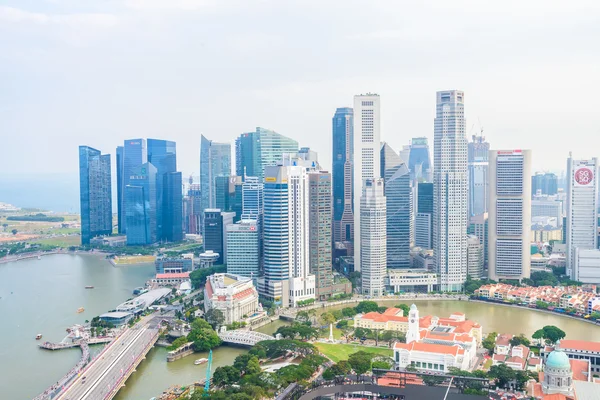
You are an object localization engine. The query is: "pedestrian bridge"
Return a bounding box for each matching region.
[218,329,276,346]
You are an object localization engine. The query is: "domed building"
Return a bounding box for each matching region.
[541,342,574,396]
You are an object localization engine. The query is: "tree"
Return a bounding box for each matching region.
[205,308,225,330]
[405,364,417,372]
[377,306,388,313]
[372,360,392,370]
[348,351,374,374]
[354,327,371,340]
[331,309,344,321]
[319,312,336,326]
[489,363,516,388]
[249,344,267,359]
[187,318,221,352]
[541,325,566,344]
[532,329,544,344]
[336,319,349,329]
[510,334,531,347]
[296,310,310,322]
[323,360,352,380]
[234,354,262,375]
[11,229,17,235]
[355,301,379,314]
[423,375,445,386]
[394,304,411,316]
[342,307,357,318]
[213,365,241,386]
[482,332,497,354]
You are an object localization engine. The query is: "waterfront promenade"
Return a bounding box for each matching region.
[54,316,163,400]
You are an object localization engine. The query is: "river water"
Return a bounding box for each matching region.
[2,254,600,400]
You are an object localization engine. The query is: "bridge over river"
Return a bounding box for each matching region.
[218,329,277,346]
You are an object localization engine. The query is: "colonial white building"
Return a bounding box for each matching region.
[353,93,381,273]
[393,305,479,373]
[204,273,260,325]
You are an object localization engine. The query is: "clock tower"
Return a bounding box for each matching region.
[406,304,420,344]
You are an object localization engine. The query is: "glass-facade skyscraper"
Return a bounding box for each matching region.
[332,107,354,244]
[79,146,112,245]
[416,182,433,249]
[532,172,558,196]
[468,134,490,216]
[203,209,234,265]
[147,139,177,241]
[215,176,243,222]
[226,219,260,279]
[125,162,157,245]
[235,127,298,180]
[381,143,411,269]
[200,135,231,214]
[116,146,124,234]
[408,137,432,182]
[120,139,147,234]
[163,172,183,242]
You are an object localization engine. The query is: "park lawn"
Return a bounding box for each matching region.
[483,359,493,370]
[113,255,156,265]
[315,342,393,363]
[33,235,81,246]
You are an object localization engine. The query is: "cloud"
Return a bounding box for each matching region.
[0,6,117,28]
[123,0,230,11]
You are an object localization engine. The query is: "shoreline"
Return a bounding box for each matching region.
[0,249,112,265]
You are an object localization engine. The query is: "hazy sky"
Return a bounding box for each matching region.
[1,0,599,181]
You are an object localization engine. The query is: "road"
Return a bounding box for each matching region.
[56,317,161,400]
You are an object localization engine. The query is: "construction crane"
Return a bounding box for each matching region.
[203,349,213,396]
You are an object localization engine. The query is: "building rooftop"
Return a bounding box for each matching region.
[156,272,190,279]
[394,341,465,356]
[559,340,600,353]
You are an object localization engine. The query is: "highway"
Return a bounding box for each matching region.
[56,317,161,400]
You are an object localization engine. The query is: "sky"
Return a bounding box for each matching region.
[1,0,600,194]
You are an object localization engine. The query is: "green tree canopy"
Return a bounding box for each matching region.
[355,301,379,314]
[394,304,411,316]
[348,351,374,374]
[510,334,531,347]
[205,308,225,330]
[342,307,357,318]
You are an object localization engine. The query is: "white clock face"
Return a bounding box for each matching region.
[410,319,415,323]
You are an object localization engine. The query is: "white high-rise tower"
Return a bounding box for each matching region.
[353,94,381,272]
[566,156,598,280]
[360,178,386,297]
[433,90,468,292]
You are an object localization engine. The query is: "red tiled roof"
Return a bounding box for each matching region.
[570,359,590,382]
[156,272,190,279]
[394,341,464,356]
[560,340,600,353]
[383,307,404,316]
[361,312,408,323]
[505,356,525,367]
[495,334,512,346]
[528,357,542,365]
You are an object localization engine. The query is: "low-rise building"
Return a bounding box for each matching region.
[385,269,438,293]
[494,334,513,356]
[99,311,134,326]
[90,235,127,247]
[115,288,170,314]
[155,256,194,274]
[153,272,191,287]
[541,340,600,374]
[204,273,260,325]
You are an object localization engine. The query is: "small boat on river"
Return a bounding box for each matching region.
[77,307,85,313]
[194,358,208,365]
[36,334,42,340]
[85,286,94,289]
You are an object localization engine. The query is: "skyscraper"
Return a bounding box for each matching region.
[215,176,243,222]
[360,178,386,297]
[203,209,234,265]
[433,90,468,292]
[147,139,177,241]
[120,139,147,234]
[467,235,483,280]
[415,182,434,249]
[163,172,183,242]
[488,150,532,281]
[116,146,124,234]
[186,183,202,235]
[261,165,315,307]
[235,127,298,179]
[332,107,354,244]
[226,219,260,280]
[200,135,231,215]
[381,143,411,269]
[468,134,490,217]
[408,137,432,182]
[125,162,157,245]
[532,172,559,196]
[566,156,598,280]
[241,176,263,219]
[79,146,112,245]
[308,170,333,299]
[353,94,381,272]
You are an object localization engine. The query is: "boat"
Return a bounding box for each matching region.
[36,334,42,340]
[194,358,208,365]
[77,307,85,313]
[37,256,41,260]
[85,286,94,289]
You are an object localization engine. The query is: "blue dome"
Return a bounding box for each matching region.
[410,304,418,311]
[546,349,571,370]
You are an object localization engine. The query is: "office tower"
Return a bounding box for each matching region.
[163,172,183,242]
[532,172,558,196]
[433,90,468,292]
[242,176,263,219]
[116,146,124,234]
[297,147,319,164]
[215,175,243,222]
[308,170,333,299]
[200,135,231,215]
[488,150,532,281]
[468,133,490,216]
[235,127,298,179]
[360,178,386,297]
[120,139,147,233]
[566,156,599,280]
[399,145,411,168]
[381,143,411,268]
[408,137,432,182]
[353,93,381,272]
[125,162,157,245]
[203,209,234,265]
[79,146,112,245]
[147,139,177,241]
[226,219,260,280]
[261,165,315,307]
[186,183,202,235]
[467,235,483,280]
[531,197,563,226]
[415,182,434,249]
[332,107,354,244]
[468,213,489,267]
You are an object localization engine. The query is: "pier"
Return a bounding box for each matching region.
[39,337,113,350]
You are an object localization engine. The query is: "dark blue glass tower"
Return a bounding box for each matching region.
[125,162,157,245]
[79,146,112,244]
[120,139,147,234]
[332,107,354,243]
[163,172,183,242]
[408,137,432,182]
[148,139,178,241]
[116,146,124,234]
